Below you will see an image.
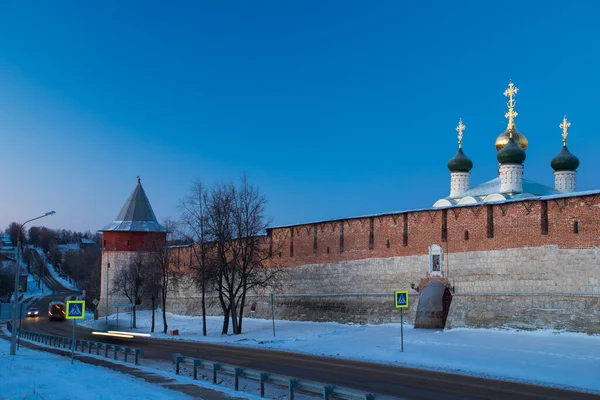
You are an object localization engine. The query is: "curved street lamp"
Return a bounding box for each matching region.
[10,210,56,355]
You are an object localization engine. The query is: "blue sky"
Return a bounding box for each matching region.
[1,1,600,232]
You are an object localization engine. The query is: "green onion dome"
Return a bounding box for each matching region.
[447,148,473,172]
[497,136,526,164]
[551,145,579,171]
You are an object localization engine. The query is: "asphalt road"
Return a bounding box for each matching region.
[16,265,599,400]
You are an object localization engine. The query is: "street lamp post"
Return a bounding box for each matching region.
[10,211,56,356]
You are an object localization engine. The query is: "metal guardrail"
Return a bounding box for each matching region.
[172,353,402,400]
[18,329,143,365]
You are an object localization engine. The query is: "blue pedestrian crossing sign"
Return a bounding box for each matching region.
[394,290,409,309]
[66,300,85,320]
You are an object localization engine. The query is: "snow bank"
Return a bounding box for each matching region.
[83,310,600,393]
[0,336,192,399]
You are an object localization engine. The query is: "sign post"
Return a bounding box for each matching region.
[66,300,85,364]
[92,298,99,320]
[269,293,276,337]
[394,290,409,352]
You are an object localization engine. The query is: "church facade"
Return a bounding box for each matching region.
[100,82,600,333]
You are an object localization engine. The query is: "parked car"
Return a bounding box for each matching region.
[26,307,40,318]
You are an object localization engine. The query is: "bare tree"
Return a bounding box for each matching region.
[111,252,145,328]
[230,174,278,333]
[24,248,44,289]
[0,266,15,302]
[179,180,214,336]
[149,218,182,334]
[206,175,280,335]
[6,222,25,246]
[141,259,162,333]
[206,182,236,334]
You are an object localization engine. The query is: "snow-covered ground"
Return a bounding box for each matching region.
[46,262,78,290]
[22,273,52,300]
[30,246,78,291]
[83,310,600,394]
[0,336,192,400]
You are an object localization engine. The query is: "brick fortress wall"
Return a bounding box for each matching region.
[164,194,600,332]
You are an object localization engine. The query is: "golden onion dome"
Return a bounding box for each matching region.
[495,126,528,151]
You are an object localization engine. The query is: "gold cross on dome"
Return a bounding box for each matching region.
[504,81,519,131]
[560,115,571,145]
[455,118,466,148]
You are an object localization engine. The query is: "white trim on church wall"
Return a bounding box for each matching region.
[499,164,524,193]
[450,172,470,198]
[554,170,576,193]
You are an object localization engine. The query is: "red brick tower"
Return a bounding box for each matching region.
[98,177,166,318]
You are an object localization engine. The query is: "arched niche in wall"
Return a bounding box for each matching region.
[428,244,443,276]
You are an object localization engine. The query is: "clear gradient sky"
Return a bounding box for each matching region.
[1,1,600,232]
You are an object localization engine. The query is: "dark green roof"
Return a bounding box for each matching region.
[551,145,580,171]
[497,136,526,164]
[447,148,473,172]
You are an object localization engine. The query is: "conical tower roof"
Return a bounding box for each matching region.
[101,177,167,232]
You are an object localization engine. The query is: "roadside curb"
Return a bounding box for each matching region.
[0,326,246,400]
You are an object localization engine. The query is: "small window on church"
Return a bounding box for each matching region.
[464,230,469,241]
[386,239,390,248]
[574,220,579,234]
[326,246,330,254]
[103,240,106,246]
[127,240,131,246]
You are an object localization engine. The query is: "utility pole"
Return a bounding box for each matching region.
[11,211,56,356]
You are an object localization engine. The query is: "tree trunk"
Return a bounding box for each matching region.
[237,288,246,334]
[132,299,137,328]
[229,289,239,334]
[151,298,156,333]
[221,305,230,334]
[162,293,168,334]
[201,271,207,336]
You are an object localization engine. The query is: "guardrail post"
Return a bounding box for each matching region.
[134,348,142,365]
[323,385,334,400]
[173,353,184,375]
[88,342,93,354]
[259,373,269,397]
[289,378,299,400]
[124,348,131,362]
[212,363,221,384]
[96,343,103,355]
[75,340,81,351]
[113,345,121,360]
[234,368,244,391]
[193,359,202,380]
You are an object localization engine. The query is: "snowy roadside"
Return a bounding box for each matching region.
[9,327,267,400]
[82,310,600,394]
[0,334,193,400]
